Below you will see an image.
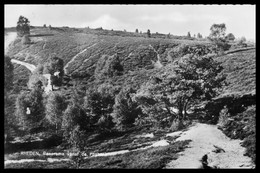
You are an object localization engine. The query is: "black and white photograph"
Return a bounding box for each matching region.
[4,4,255,169]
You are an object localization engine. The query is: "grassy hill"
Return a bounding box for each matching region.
[215,48,255,97]
[6,27,214,92]
[5,26,255,168]
[5,26,255,106]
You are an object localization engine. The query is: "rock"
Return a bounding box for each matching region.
[213,145,225,153]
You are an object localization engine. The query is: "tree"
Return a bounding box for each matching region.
[187,32,191,38]
[4,56,14,142]
[45,91,67,133]
[16,16,30,37]
[166,33,171,39]
[147,29,151,38]
[68,125,88,168]
[43,56,64,86]
[4,56,14,93]
[134,54,226,129]
[27,73,48,90]
[237,36,247,47]
[135,29,139,33]
[43,24,46,28]
[209,23,230,51]
[15,87,45,132]
[209,23,226,40]
[226,33,235,41]
[239,36,247,44]
[84,89,115,132]
[112,87,142,130]
[62,99,90,141]
[197,33,202,38]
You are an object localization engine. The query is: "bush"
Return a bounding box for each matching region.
[62,102,89,143]
[83,89,115,132]
[217,106,230,127]
[21,34,31,45]
[112,87,141,131]
[170,119,184,131]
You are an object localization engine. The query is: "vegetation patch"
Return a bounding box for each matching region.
[81,140,191,169]
[218,105,255,163]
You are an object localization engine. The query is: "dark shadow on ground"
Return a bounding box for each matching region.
[4,135,62,154]
[29,34,54,37]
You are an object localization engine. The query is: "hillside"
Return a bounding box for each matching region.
[5,27,214,93]
[215,48,255,97]
[5,27,255,169]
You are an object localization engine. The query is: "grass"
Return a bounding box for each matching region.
[5,140,191,169]
[81,140,191,169]
[5,27,216,106]
[215,48,255,97]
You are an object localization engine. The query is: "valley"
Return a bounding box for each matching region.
[4,21,255,169]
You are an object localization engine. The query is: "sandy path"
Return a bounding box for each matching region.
[64,43,98,74]
[11,59,36,73]
[5,32,17,54]
[5,32,37,73]
[165,123,254,169]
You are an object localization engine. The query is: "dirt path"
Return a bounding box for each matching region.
[11,59,36,73]
[64,43,98,74]
[165,123,254,169]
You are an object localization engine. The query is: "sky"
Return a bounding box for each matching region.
[4,4,255,40]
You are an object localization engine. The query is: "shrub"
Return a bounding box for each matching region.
[21,34,31,45]
[83,89,115,132]
[147,29,151,38]
[226,33,235,41]
[112,87,141,131]
[170,119,184,131]
[217,106,230,127]
[62,102,89,143]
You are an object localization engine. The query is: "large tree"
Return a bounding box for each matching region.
[209,23,230,51]
[4,56,14,93]
[45,91,67,133]
[4,56,14,142]
[112,87,142,130]
[83,88,115,132]
[16,16,30,37]
[134,54,226,129]
[209,23,226,40]
[15,86,45,132]
[62,101,89,142]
